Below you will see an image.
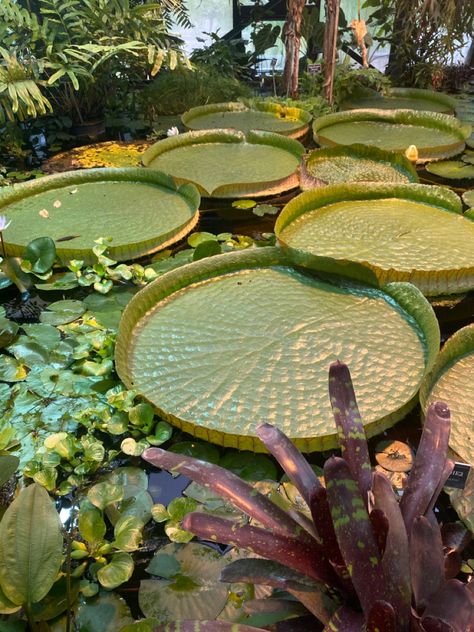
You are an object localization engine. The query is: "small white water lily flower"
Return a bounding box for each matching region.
[167,126,180,137]
[0,215,11,231]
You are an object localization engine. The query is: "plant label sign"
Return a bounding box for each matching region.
[307,63,321,74]
[445,462,471,489]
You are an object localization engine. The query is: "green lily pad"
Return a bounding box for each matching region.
[340,87,457,114]
[182,101,311,139]
[462,189,474,208]
[300,144,418,189]
[115,247,439,451]
[142,129,304,198]
[139,542,229,623]
[275,183,474,296]
[425,161,474,180]
[420,325,474,531]
[40,299,85,325]
[0,168,200,264]
[313,110,469,163]
[42,141,151,173]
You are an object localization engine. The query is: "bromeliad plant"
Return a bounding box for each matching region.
[143,361,474,631]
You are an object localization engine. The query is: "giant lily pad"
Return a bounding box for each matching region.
[313,110,469,163]
[420,325,474,530]
[300,144,418,189]
[0,168,200,264]
[42,141,151,173]
[275,183,474,296]
[340,88,457,114]
[463,189,474,208]
[115,247,439,451]
[142,129,304,198]
[182,102,311,139]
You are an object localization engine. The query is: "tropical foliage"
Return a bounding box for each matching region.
[144,362,474,630]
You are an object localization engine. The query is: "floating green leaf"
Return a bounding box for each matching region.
[97,552,134,589]
[142,130,304,198]
[182,101,311,138]
[115,247,439,451]
[276,183,474,296]
[0,168,200,264]
[425,161,474,180]
[40,299,85,325]
[22,237,56,275]
[313,110,468,162]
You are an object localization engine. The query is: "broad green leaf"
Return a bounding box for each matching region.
[78,506,107,544]
[121,438,148,456]
[220,451,277,482]
[301,144,418,189]
[0,169,200,264]
[313,109,467,161]
[21,324,61,350]
[182,101,310,137]
[40,300,85,325]
[276,182,473,296]
[143,129,303,198]
[87,482,124,511]
[0,484,63,605]
[97,552,134,589]
[138,543,229,623]
[187,232,217,247]
[115,248,438,451]
[22,237,56,274]
[169,442,220,464]
[426,160,474,180]
[340,87,456,114]
[193,240,221,261]
[147,420,172,446]
[463,189,474,208]
[75,592,133,632]
[113,515,144,552]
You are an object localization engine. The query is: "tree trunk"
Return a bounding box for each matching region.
[283,0,306,98]
[323,0,340,105]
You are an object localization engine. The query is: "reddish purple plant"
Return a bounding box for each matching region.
[143,361,474,632]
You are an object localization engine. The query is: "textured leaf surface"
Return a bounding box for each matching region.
[421,325,474,467]
[117,248,437,451]
[139,543,229,623]
[0,168,200,263]
[301,144,418,188]
[276,182,473,296]
[142,129,303,198]
[313,110,467,162]
[340,87,457,114]
[182,101,310,138]
[420,325,474,531]
[463,189,474,208]
[0,484,63,605]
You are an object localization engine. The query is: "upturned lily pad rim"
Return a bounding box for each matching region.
[312,109,469,163]
[299,143,419,190]
[0,167,200,264]
[181,101,311,139]
[141,128,305,198]
[275,182,471,296]
[340,87,458,114]
[420,324,474,423]
[115,246,440,452]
